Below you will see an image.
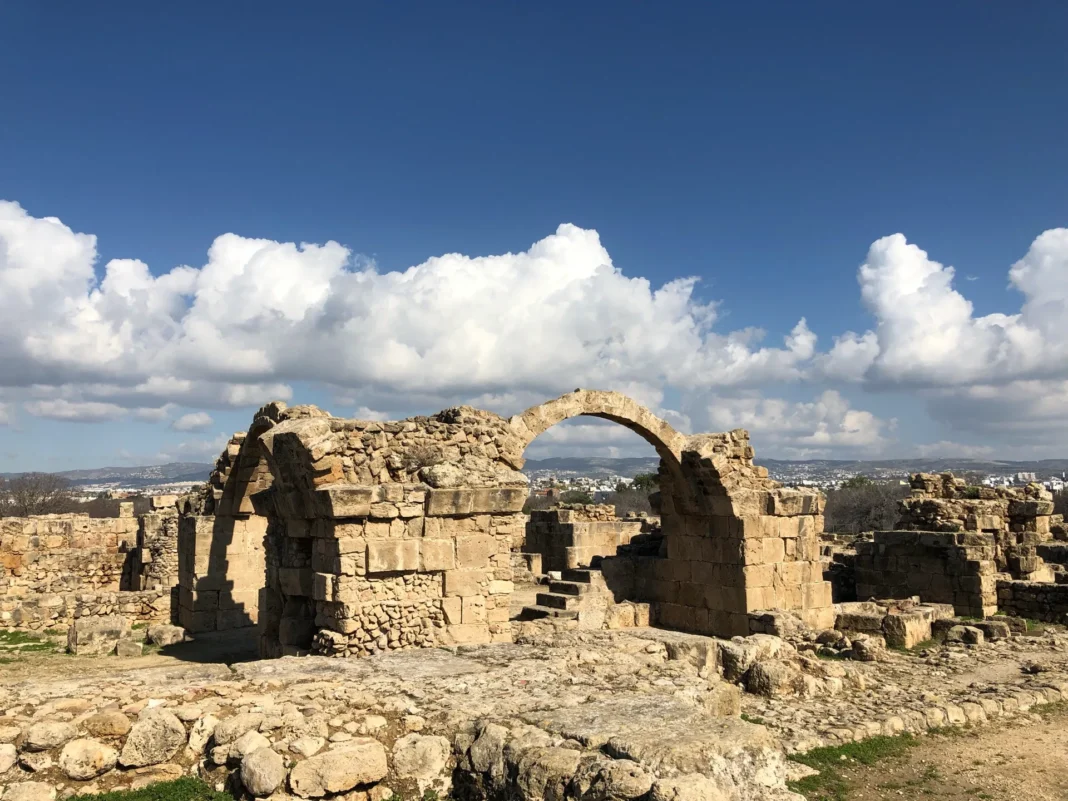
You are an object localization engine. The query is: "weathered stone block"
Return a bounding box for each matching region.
[419,539,455,572]
[366,540,420,573]
[443,569,485,597]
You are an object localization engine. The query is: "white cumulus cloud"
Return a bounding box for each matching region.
[170,411,214,432]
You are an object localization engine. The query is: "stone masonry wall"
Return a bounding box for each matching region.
[996,579,1068,623]
[898,472,1061,581]
[232,390,837,655]
[854,530,998,617]
[0,512,175,630]
[525,504,642,572]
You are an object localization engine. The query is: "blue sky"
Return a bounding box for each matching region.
[1,3,1067,471]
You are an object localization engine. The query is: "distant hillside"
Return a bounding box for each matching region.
[756,457,1068,475]
[1,462,214,488]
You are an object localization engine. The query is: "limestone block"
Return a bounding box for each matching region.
[366,540,420,573]
[441,596,462,624]
[426,487,527,516]
[419,539,456,571]
[461,595,487,623]
[443,569,485,597]
[882,611,932,649]
[441,623,491,645]
[456,535,495,568]
[314,486,374,519]
[278,567,314,596]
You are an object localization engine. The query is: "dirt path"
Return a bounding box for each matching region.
[798,703,1068,801]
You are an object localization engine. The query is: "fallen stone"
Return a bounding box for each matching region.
[745,660,802,697]
[946,625,985,645]
[289,736,325,757]
[116,640,144,658]
[67,616,131,656]
[18,752,53,773]
[58,738,119,781]
[186,714,218,756]
[241,746,287,797]
[147,624,188,647]
[22,721,77,752]
[515,746,582,801]
[119,710,187,767]
[976,620,1012,641]
[83,711,132,738]
[849,634,885,662]
[213,712,264,745]
[288,739,388,797]
[230,729,271,761]
[391,733,450,780]
[882,611,932,649]
[128,763,183,789]
[584,759,653,800]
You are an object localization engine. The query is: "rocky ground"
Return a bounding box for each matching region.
[1,613,1067,801]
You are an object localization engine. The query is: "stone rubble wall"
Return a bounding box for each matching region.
[525,505,643,572]
[898,472,1061,580]
[996,579,1068,623]
[133,507,180,592]
[0,513,148,630]
[854,530,998,617]
[0,588,169,631]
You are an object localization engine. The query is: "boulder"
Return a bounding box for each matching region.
[289,737,324,757]
[288,739,388,797]
[119,710,187,768]
[22,721,77,752]
[2,783,56,801]
[83,711,132,738]
[391,733,450,780]
[514,746,582,801]
[584,759,653,800]
[230,729,271,761]
[744,660,802,697]
[186,714,218,756]
[147,624,188,647]
[213,712,264,745]
[67,616,131,656]
[849,634,886,662]
[58,738,119,780]
[241,746,287,797]
[835,601,887,633]
[976,620,1012,641]
[945,625,985,645]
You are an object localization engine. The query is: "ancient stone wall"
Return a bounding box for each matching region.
[133,499,180,592]
[996,579,1068,623]
[525,504,643,572]
[898,473,1061,580]
[196,390,836,658]
[0,510,179,630]
[854,530,998,617]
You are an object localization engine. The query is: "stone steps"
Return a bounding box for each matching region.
[518,604,580,620]
[522,566,606,619]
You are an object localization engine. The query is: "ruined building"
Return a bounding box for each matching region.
[176,389,835,657]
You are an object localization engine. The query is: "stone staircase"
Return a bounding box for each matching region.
[520,567,607,621]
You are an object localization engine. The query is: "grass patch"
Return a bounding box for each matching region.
[740,712,766,725]
[788,733,918,800]
[68,777,231,801]
[0,629,48,646]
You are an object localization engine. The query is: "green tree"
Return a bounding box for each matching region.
[631,472,660,493]
[560,490,594,505]
[840,475,874,489]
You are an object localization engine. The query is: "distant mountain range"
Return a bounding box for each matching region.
[521,456,660,478]
[1,462,214,488]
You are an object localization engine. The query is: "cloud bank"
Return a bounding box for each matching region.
[1,199,1066,460]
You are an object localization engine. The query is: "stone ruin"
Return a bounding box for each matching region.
[0,498,179,631]
[174,388,835,657]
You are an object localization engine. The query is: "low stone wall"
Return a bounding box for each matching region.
[525,505,642,572]
[854,530,998,617]
[0,588,169,631]
[134,505,180,592]
[996,579,1068,623]
[0,514,139,597]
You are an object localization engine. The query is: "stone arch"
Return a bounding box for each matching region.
[508,389,688,470]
